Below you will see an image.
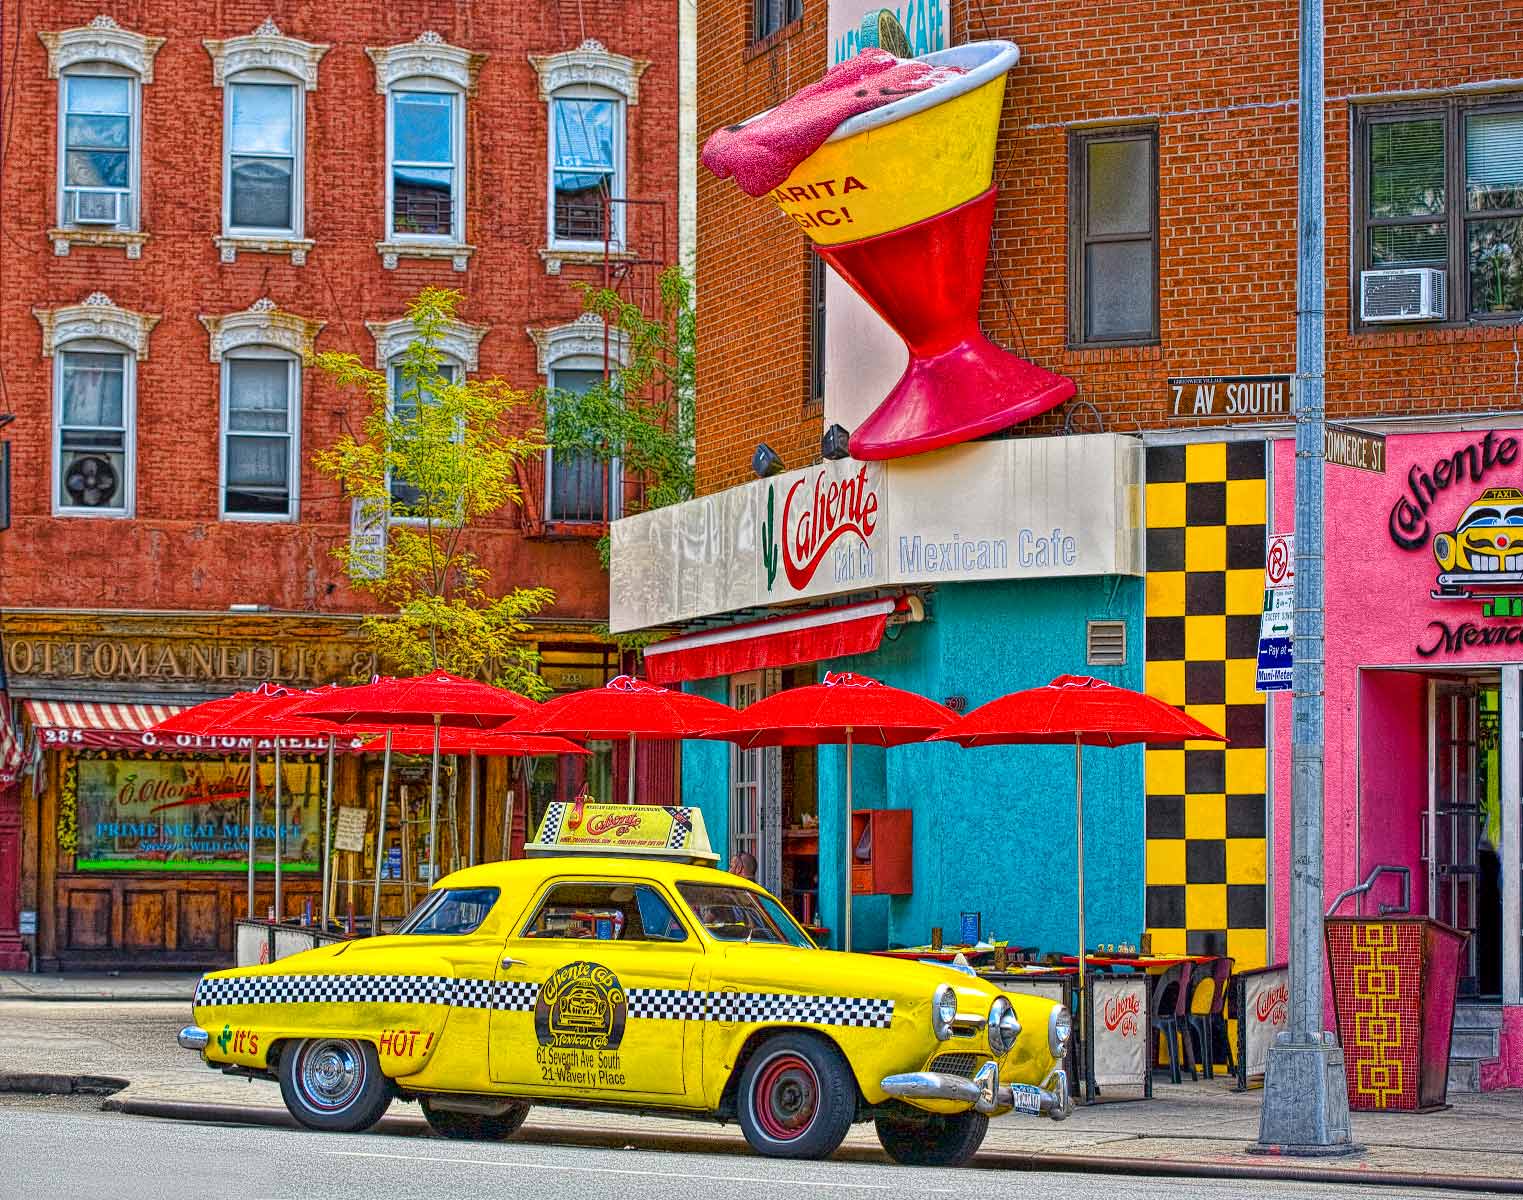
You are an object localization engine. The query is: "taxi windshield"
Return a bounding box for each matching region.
[396,886,500,936]
[677,884,815,947]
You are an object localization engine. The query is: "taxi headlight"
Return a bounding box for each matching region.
[1434,533,1455,569]
[931,983,957,1041]
[1050,1004,1073,1057]
[988,996,1020,1055]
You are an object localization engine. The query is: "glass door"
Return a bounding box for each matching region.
[1429,681,1481,993]
[730,672,764,881]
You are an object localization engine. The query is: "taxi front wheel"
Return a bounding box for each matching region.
[736,1032,856,1160]
[421,1098,530,1141]
[278,1038,392,1133]
[873,1103,988,1167]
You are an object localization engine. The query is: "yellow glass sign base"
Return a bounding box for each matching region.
[770,75,1006,245]
[527,801,719,865]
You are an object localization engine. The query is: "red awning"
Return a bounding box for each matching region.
[642,597,899,685]
[22,700,357,753]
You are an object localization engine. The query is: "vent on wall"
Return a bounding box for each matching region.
[1086,620,1127,666]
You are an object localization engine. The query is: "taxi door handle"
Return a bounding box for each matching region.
[500,956,526,969]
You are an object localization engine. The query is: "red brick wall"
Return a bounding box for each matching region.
[695,3,827,496]
[0,2,678,618]
[695,0,1523,494]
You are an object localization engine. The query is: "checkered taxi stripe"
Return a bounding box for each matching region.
[194,974,894,1029]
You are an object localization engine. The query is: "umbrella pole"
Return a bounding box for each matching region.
[246,745,258,920]
[627,730,637,805]
[427,715,442,890]
[371,730,392,935]
[273,742,284,923]
[321,734,336,930]
[844,727,854,954]
[468,749,477,866]
[1074,732,1091,1104]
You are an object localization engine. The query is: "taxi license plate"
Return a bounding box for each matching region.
[1010,1084,1043,1116]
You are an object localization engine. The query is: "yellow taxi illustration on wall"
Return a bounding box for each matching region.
[178,804,1071,1166]
[1433,487,1523,597]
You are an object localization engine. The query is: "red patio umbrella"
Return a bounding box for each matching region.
[192,686,352,925]
[706,671,956,952]
[295,673,539,918]
[507,675,735,807]
[933,674,1225,1099]
[363,728,589,865]
[149,684,343,921]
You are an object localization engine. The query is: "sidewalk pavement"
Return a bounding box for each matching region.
[0,972,200,1002]
[3,994,1522,1190]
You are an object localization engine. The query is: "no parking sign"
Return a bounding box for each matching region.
[1256,533,1294,691]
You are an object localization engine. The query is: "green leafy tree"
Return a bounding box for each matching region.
[314,288,553,698]
[543,265,697,563]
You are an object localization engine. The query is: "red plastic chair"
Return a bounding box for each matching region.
[1150,961,1195,1084]
[1187,957,1236,1078]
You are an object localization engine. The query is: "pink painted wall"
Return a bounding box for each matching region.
[1271,428,1523,986]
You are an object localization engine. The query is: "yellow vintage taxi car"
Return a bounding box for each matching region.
[178,804,1071,1167]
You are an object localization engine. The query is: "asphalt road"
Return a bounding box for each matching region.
[0,1104,1489,1200]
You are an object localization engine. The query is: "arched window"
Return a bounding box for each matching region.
[366,315,486,518]
[531,41,648,255]
[200,298,325,522]
[33,293,161,517]
[205,19,329,264]
[41,16,164,258]
[530,313,627,525]
[367,33,485,271]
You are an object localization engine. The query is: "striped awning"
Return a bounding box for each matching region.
[24,700,188,750]
[0,697,23,784]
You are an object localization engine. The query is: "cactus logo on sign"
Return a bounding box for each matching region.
[762,484,780,591]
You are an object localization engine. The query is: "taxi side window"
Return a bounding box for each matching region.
[520,882,688,943]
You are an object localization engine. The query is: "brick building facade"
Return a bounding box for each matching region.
[0,2,680,969]
[654,0,1523,1051]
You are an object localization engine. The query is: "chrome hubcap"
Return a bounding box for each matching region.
[299,1040,362,1111]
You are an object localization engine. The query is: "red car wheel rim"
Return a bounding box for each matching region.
[752,1052,820,1142]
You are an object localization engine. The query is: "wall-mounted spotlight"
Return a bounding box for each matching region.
[752,442,786,478]
[820,423,851,461]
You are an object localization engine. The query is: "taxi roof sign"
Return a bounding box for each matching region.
[526,801,719,865]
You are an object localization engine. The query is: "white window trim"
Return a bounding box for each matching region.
[219,348,301,523]
[199,297,325,363]
[545,353,623,524]
[42,17,162,257]
[55,64,142,236]
[530,40,646,257]
[35,291,159,520]
[206,20,327,264]
[51,340,136,519]
[531,315,629,526]
[368,32,484,271]
[384,354,464,526]
[546,84,627,253]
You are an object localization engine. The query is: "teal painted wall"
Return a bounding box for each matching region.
[683,575,1145,957]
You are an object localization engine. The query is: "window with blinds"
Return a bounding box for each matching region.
[1356,98,1523,324]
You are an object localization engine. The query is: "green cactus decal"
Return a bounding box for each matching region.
[762,483,779,591]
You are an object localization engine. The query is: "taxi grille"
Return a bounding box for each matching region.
[929,1053,986,1078]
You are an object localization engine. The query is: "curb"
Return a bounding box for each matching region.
[101,1097,1523,1191]
[0,991,193,1003]
[0,1072,128,1096]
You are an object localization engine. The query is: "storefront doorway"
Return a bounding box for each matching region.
[1360,667,1513,1002]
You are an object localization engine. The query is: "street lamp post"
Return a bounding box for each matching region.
[1254,0,1357,1156]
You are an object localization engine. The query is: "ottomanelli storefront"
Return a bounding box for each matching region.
[1285,425,1523,1094]
[0,610,624,971]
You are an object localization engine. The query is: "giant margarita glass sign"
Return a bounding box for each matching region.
[610,434,1142,633]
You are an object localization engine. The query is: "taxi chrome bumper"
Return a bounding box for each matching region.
[177,1026,209,1051]
[880,1063,1071,1121]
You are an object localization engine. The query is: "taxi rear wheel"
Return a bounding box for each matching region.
[736,1032,855,1160]
[873,1103,989,1167]
[420,1098,530,1141]
[278,1038,391,1133]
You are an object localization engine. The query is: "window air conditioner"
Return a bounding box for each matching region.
[71,190,121,226]
[1360,267,1446,323]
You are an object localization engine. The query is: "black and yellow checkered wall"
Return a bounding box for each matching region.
[1144,442,1269,969]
